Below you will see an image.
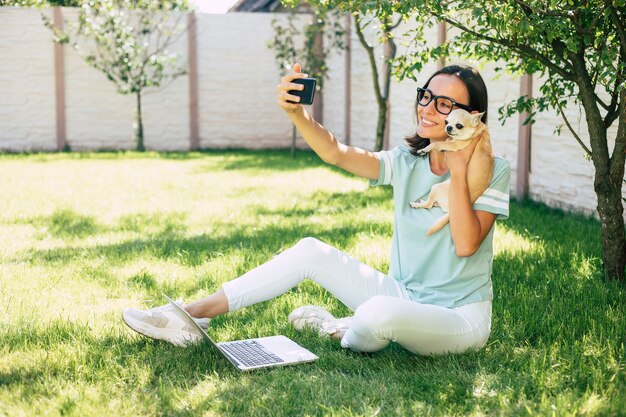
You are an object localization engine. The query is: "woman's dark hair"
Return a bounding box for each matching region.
[405,64,488,155]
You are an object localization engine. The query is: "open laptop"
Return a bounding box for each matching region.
[163,294,318,371]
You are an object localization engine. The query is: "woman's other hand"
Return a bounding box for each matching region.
[443,136,479,177]
[276,63,309,113]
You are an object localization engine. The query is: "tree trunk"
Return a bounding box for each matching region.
[381,23,396,151]
[370,28,395,152]
[574,65,626,281]
[354,16,387,152]
[136,91,145,152]
[374,102,387,151]
[595,92,626,281]
[312,17,324,125]
[595,168,626,281]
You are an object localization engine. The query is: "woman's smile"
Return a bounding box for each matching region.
[420,115,438,128]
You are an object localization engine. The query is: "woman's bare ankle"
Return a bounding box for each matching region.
[330,329,347,340]
[184,290,229,319]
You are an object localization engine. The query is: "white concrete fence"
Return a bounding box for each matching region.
[0,6,624,219]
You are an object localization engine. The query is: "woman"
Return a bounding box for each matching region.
[123,63,510,355]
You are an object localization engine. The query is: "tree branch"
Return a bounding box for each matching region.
[390,16,402,31]
[609,5,626,58]
[604,5,626,128]
[548,74,593,157]
[589,32,607,89]
[513,0,533,17]
[513,0,571,19]
[381,16,397,101]
[609,84,626,176]
[603,74,621,128]
[604,107,620,130]
[573,3,606,37]
[354,16,383,104]
[436,12,574,81]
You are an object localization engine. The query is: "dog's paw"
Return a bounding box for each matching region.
[409,200,424,209]
[416,149,428,156]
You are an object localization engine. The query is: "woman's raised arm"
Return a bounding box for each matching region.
[277,64,380,181]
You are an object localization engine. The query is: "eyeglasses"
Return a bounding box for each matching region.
[416,87,472,115]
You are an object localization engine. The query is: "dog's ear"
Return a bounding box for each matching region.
[470,112,485,126]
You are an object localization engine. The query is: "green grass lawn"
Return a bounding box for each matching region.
[0,150,624,417]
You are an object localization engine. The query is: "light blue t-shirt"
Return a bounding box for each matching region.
[371,145,511,308]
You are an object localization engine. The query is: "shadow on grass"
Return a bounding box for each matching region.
[504,198,603,255]
[252,186,393,218]
[17,198,625,354]
[4,311,582,416]
[0,319,232,380]
[15,198,624,352]
[203,149,322,171]
[3,312,622,416]
[19,187,393,267]
[2,149,334,171]
[177,149,360,179]
[488,199,625,351]
[491,246,624,344]
[0,316,486,416]
[40,209,101,239]
[22,219,391,268]
[3,200,625,416]
[18,209,188,240]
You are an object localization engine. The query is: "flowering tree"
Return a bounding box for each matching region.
[268,8,345,156]
[46,0,191,151]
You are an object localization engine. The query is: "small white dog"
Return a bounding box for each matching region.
[410,109,494,236]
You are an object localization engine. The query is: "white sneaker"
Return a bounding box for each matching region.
[122,299,210,347]
[288,305,353,337]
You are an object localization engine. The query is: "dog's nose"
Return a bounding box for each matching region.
[446,125,453,133]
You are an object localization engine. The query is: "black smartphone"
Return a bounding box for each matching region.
[288,78,317,105]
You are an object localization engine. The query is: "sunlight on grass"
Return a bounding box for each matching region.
[471,372,498,399]
[580,394,606,415]
[0,151,624,417]
[349,233,391,272]
[0,224,41,258]
[177,379,219,414]
[493,226,538,256]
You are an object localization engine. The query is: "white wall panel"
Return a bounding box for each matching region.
[0,7,56,151]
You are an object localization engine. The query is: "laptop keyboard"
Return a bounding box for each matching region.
[220,340,285,367]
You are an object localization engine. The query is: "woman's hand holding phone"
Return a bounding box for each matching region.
[276,63,315,113]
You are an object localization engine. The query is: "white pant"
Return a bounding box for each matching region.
[222,237,492,355]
